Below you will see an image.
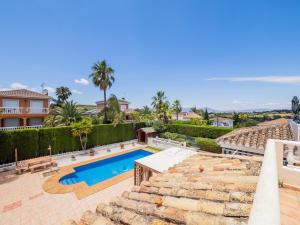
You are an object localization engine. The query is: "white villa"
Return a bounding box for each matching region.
[172,111,201,121]
[212,117,234,128]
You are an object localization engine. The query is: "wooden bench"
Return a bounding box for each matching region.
[16,156,57,174]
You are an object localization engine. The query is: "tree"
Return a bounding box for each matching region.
[161,101,171,123]
[190,106,204,116]
[172,100,182,120]
[106,94,121,122]
[54,101,82,126]
[191,106,197,113]
[112,112,125,127]
[292,96,300,122]
[55,87,72,106]
[141,106,151,115]
[151,91,167,113]
[90,60,115,124]
[233,112,240,126]
[204,108,209,120]
[71,118,92,150]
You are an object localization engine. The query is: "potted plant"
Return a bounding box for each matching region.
[89,148,95,156]
[120,143,124,149]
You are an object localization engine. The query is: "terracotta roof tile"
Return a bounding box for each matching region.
[0,89,50,99]
[217,122,293,153]
[66,153,262,225]
[257,118,289,126]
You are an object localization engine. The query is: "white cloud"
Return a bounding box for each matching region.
[10,82,28,89]
[74,78,89,86]
[72,89,82,95]
[208,76,300,84]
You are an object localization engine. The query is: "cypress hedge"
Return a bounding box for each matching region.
[0,123,143,164]
[166,124,233,139]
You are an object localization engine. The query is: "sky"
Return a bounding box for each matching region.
[1,0,300,110]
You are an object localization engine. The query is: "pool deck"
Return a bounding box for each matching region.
[43,147,154,199]
[0,143,148,225]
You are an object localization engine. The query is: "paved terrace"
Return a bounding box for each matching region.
[280,187,300,225]
[0,143,145,225]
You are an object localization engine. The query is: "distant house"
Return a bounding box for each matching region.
[0,89,50,130]
[212,117,234,128]
[216,119,293,156]
[172,111,201,121]
[96,98,133,120]
[96,99,130,113]
[83,109,97,117]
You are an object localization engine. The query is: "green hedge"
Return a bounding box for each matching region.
[166,124,233,139]
[195,137,222,154]
[0,123,143,164]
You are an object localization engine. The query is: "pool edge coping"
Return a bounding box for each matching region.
[42,146,155,199]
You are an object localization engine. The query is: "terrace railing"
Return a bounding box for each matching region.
[248,139,300,225]
[0,107,49,114]
[148,137,197,151]
[0,125,43,131]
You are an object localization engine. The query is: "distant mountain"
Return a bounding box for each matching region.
[202,107,221,113]
[184,107,284,114]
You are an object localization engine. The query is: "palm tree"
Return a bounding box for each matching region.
[161,101,170,123]
[54,101,82,126]
[55,87,72,106]
[172,100,182,120]
[106,94,121,122]
[90,60,115,124]
[151,91,167,113]
[142,106,151,115]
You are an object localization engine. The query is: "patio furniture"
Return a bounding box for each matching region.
[15,156,57,174]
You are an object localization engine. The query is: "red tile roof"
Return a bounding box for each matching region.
[64,153,262,225]
[0,89,50,99]
[217,121,293,152]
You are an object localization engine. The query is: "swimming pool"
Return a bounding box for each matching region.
[59,149,152,186]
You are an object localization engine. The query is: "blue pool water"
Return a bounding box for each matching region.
[59,150,152,186]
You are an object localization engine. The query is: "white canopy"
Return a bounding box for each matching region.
[135,147,197,173]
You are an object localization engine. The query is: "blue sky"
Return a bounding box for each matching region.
[1,0,300,110]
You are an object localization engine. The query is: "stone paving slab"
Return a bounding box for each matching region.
[0,145,141,225]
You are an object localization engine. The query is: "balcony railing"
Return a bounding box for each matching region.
[248,139,300,225]
[0,125,43,131]
[0,107,49,114]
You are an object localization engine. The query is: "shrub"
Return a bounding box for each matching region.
[195,137,222,153]
[166,124,232,139]
[159,132,195,146]
[0,123,144,164]
[160,132,181,140]
[152,120,167,133]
